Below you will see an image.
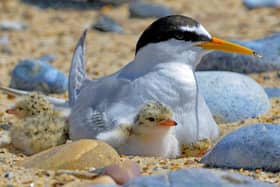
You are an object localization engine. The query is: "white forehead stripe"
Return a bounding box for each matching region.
[180,24,211,39]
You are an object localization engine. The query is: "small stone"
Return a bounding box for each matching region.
[243,0,280,9]
[201,124,280,172]
[19,139,120,170]
[88,0,129,6]
[198,33,280,73]
[10,56,67,94]
[129,2,172,18]
[124,168,274,187]
[103,160,141,185]
[264,88,280,98]
[63,176,116,187]
[93,15,123,33]
[196,71,270,123]
[0,35,9,46]
[0,20,27,31]
[4,172,14,179]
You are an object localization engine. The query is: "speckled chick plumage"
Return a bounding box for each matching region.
[97,101,180,158]
[10,93,68,155]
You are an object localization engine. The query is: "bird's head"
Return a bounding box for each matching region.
[6,92,54,118]
[133,101,177,135]
[135,15,259,67]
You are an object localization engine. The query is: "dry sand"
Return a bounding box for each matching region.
[0,0,280,186]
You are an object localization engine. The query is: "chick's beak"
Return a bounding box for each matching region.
[197,37,261,57]
[6,108,18,115]
[158,119,177,127]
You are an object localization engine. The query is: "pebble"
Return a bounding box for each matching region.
[198,33,280,73]
[129,2,172,18]
[102,160,141,185]
[19,139,120,170]
[63,176,116,187]
[196,71,270,123]
[10,56,68,94]
[0,21,27,31]
[124,168,274,187]
[201,124,280,172]
[243,0,280,9]
[89,0,129,6]
[4,172,14,179]
[264,88,280,98]
[0,35,9,46]
[93,15,123,33]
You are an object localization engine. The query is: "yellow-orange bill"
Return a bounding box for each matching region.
[158,119,177,127]
[6,108,17,115]
[198,37,261,57]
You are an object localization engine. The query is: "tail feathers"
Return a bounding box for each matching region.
[68,29,89,107]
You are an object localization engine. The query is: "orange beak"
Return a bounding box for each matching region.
[158,119,177,127]
[197,37,261,57]
[6,108,18,115]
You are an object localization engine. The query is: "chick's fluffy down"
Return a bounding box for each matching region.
[11,116,68,155]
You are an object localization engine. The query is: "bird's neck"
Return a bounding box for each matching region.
[120,39,207,79]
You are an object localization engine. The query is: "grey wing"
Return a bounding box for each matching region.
[69,105,116,140]
[68,29,92,107]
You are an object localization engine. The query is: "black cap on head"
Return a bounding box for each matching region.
[135,15,212,54]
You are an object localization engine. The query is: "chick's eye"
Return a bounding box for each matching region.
[18,107,23,111]
[147,117,155,122]
[174,31,185,40]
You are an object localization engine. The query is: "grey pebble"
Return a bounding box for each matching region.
[196,71,270,123]
[93,15,123,33]
[10,55,68,94]
[0,35,9,46]
[4,172,14,179]
[243,0,280,9]
[124,168,274,187]
[129,1,172,18]
[201,124,280,172]
[0,21,27,31]
[264,88,280,98]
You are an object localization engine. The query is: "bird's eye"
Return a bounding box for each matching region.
[147,117,155,122]
[174,31,185,40]
[18,107,23,111]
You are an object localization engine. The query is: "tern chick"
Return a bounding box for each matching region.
[6,92,68,155]
[97,101,180,158]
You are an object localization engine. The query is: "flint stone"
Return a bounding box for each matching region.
[93,16,123,33]
[196,71,270,123]
[244,0,280,9]
[129,2,172,18]
[264,88,280,98]
[0,21,27,31]
[19,139,120,170]
[124,168,274,187]
[201,124,280,172]
[10,56,67,94]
